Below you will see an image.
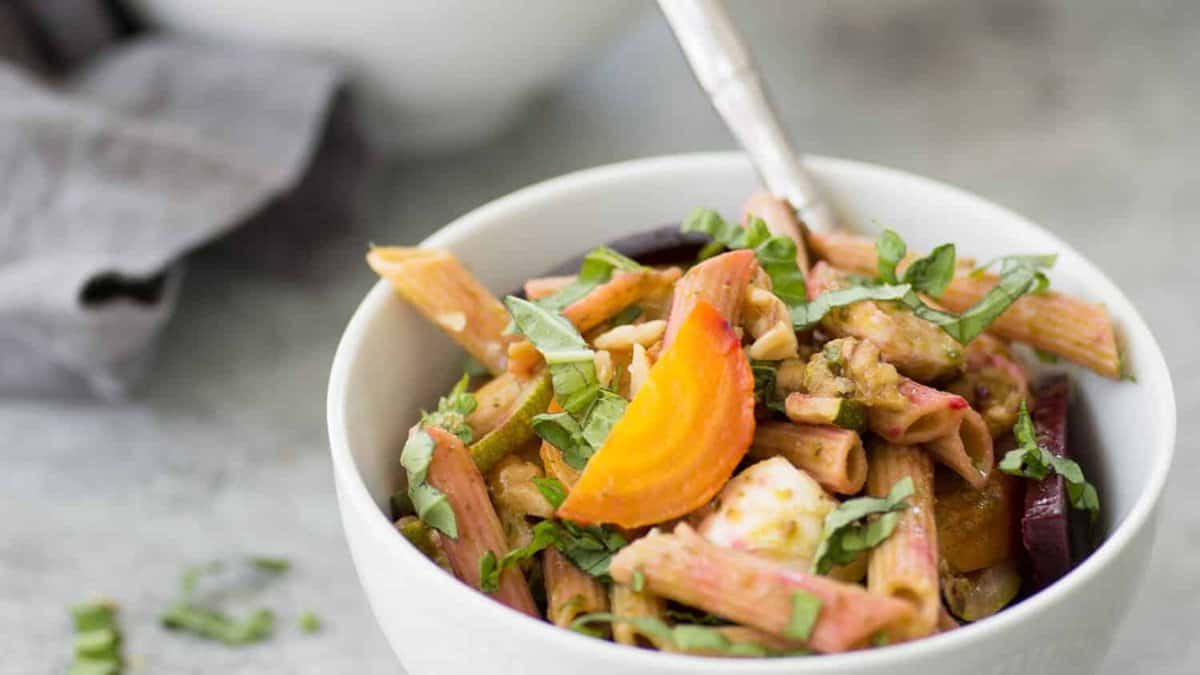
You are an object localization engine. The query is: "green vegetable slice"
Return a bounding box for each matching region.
[468,372,553,472]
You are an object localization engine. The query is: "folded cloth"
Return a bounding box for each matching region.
[0,30,339,397]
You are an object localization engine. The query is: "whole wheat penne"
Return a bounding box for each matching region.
[506,340,543,378]
[544,547,609,628]
[609,584,670,648]
[866,442,939,641]
[610,524,913,653]
[524,275,576,300]
[868,378,968,444]
[922,408,994,489]
[367,248,513,374]
[742,190,811,271]
[424,427,539,617]
[807,262,964,381]
[663,250,757,348]
[808,232,1120,378]
[749,421,867,495]
[465,373,523,437]
[563,268,681,333]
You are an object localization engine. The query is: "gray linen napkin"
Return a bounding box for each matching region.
[0,23,339,397]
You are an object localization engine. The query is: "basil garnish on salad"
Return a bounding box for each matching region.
[571,613,809,657]
[420,373,477,443]
[400,430,458,538]
[999,401,1099,519]
[811,477,914,575]
[505,296,629,469]
[534,246,645,312]
[682,209,808,308]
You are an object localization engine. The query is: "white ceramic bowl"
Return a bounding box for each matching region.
[126,0,643,155]
[328,154,1175,675]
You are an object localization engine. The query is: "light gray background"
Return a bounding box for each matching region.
[5,1,1197,672]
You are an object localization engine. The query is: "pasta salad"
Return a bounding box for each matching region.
[365,191,1116,657]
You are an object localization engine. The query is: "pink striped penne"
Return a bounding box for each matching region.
[922,408,994,489]
[609,524,913,653]
[609,584,670,649]
[424,427,539,617]
[868,378,968,444]
[563,268,681,333]
[524,275,576,300]
[544,547,610,628]
[367,247,514,375]
[866,443,940,641]
[742,190,811,271]
[749,422,867,495]
[663,249,757,348]
[807,262,964,381]
[808,232,1120,378]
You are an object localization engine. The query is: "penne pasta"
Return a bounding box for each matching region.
[749,421,867,495]
[866,442,940,641]
[807,262,964,381]
[609,584,670,649]
[944,334,1030,437]
[922,408,993,489]
[505,340,543,378]
[367,247,514,374]
[424,427,539,617]
[544,548,610,628]
[741,190,811,271]
[524,275,576,300]
[489,455,555,520]
[609,523,913,653]
[563,268,681,333]
[663,250,757,348]
[868,378,968,444]
[807,232,1120,378]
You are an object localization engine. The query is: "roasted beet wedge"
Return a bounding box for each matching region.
[1022,376,1074,589]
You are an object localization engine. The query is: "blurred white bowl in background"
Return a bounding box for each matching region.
[127,0,644,156]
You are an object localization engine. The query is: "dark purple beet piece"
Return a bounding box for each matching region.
[545,225,709,275]
[1022,375,1074,589]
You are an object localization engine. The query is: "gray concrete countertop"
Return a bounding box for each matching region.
[5,1,1197,673]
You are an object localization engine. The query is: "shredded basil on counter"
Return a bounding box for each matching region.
[160,561,278,646]
[999,401,1099,519]
[69,601,123,675]
[571,613,809,657]
[682,209,808,308]
[784,591,822,642]
[811,477,914,575]
[298,611,322,634]
[248,557,290,573]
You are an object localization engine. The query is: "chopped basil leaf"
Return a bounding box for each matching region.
[751,360,780,410]
[532,476,567,509]
[608,305,643,328]
[531,411,593,469]
[556,520,627,579]
[479,521,559,593]
[535,246,644,312]
[791,284,914,329]
[160,561,280,646]
[571,613,808,657]
[400,430,458,538]
[298,611,321,634]
[248,557,290,573]
[69,601,123,675]
[875,229,907,284]
[902,243,957,298]
[923,256,1052,344]
[999,401,1100,519]
[784,591,822,641]
[630,569,646,593]
[580,389,627,449]
[420,373,478,443]
[682,209,807,309]
[971,254,1058,278]
[811,477,914,575]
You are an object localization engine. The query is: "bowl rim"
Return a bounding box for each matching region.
[328,152,1176,671]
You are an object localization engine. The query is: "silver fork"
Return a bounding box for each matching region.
[658,0,836,234]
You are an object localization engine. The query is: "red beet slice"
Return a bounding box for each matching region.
[1022,375,1074,589]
